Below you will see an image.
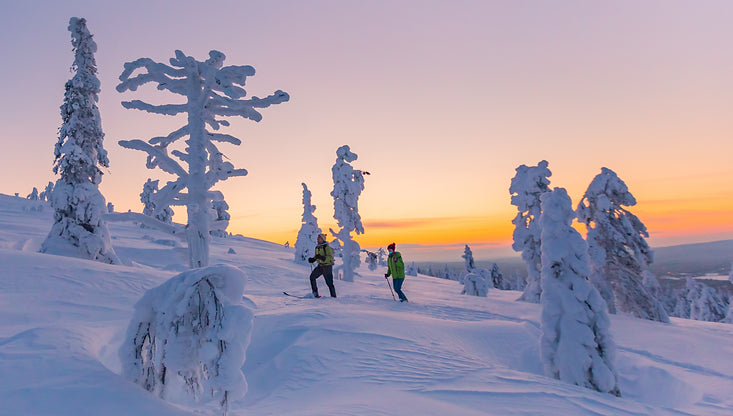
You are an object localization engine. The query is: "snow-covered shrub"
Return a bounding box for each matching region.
[27,187,39,200]
[210,200,230,238]
[462,272,489,296]
[576,168,668,322]
[377,248,387,266]
[406,262,418,276]
[117,50,289,268]
[364,250,378,271]
[294,183,321,264]
[120,265,253,415]
[39,181,54,202]
[329,145,367,281]
[488,263,504,289]
[41,18,119,265]
[510,160,552,303]
[539,188,620,396]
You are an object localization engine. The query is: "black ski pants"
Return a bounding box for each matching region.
[310,264,337,297]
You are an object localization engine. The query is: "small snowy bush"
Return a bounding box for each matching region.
[462,272,489,297]
[120,265,253,414]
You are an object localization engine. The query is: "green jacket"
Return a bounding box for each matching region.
[386,251,405,279]
[314,243,334,266]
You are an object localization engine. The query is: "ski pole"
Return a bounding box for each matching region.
[385,275,396,301]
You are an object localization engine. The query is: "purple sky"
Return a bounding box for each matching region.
[1,1,733,261]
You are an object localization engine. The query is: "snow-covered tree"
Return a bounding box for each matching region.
[41,18,119,265]
[406,262,418,276]
[27,187,39,200]
[120,265,253,415]
[210,199,230,238]
[576,168,667,322]
[117,50,289,268]
[729,262,733,284]
[462,272,489,296]
[510,160,551,303]
[488,262,504,289]
[329,145,367,282]
[140,178,175,225]
[294,183,321,265]
[106,202,114,213]
[539,188,620,396]
[691,284,728,322]
[722,297,733,324]
[363,250,378,271]
[39,181,54,202]
[377,248,387,266]
[462,245,475,271]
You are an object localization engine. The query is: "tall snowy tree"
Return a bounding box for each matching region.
[539,188,620,396]
[294,183,321,265]
[117,50,289,268]
[120,265,253,415]
[576,168,668,322]
[510,160,551,303]
[329,145,367,282]
[41,17,119,265]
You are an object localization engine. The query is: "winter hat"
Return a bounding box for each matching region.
[387,243,396,251]
[318,233,327,240]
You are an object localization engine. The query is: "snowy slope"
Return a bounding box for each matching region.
[0,194,731,416]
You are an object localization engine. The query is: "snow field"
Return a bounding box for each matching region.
[1,195,732,415]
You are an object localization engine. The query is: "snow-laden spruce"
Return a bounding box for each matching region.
[510,160,551,303]
[669,276,729,322]
[39,181,54,202]
[120,264,253,415]
[26,187,39,201]
[363,250,378,271]
[576,168,668,322]
[40,17,119,265]
[539,188,620,396]
[140,178,174,225]
[329,145,367,281]
[461,244,475,277]
[117,50,289,268]
[294,183,321,264]
[210,199,230,238]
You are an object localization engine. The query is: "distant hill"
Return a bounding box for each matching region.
[417,240,733,280]
[650,239,733,277]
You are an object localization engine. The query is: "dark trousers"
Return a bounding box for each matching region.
[310,265,336,297]
[393,278,407,301]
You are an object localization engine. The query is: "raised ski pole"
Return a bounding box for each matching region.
[385,275,396,301]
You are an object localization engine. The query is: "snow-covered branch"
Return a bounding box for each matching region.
[118,139,189,179]
[121,100,187,116]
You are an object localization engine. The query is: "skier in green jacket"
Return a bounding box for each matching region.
[384,242,408,302]
[308,233,336,298]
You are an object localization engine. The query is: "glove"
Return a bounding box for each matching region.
[384,273,389,278]
[308,257,315,263]
[315,254,325,261]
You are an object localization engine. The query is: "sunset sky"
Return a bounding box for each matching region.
[1,1,732,261]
